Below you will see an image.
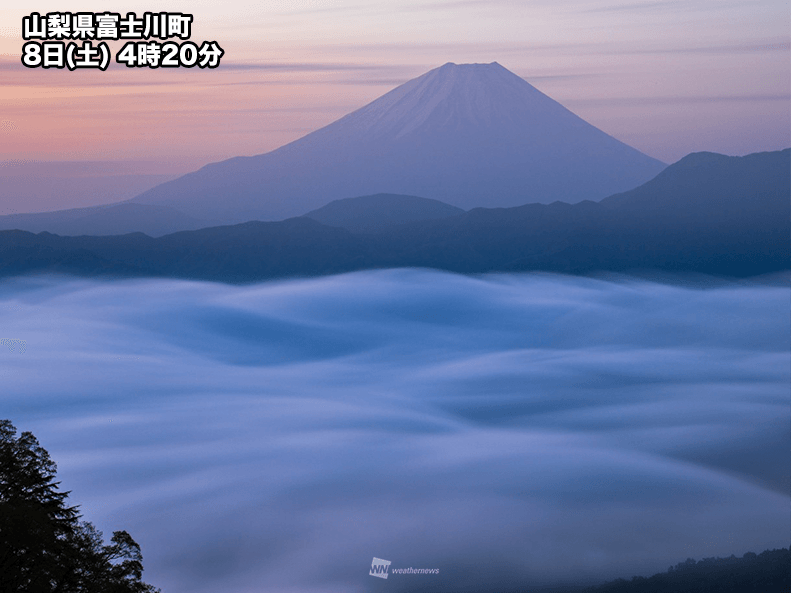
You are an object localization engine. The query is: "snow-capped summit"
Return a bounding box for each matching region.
[336,62,577,138]
[132,62,666,223]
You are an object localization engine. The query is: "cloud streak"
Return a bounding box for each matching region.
[565,93,791,107]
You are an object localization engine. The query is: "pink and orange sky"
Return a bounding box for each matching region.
[1,0,789,211]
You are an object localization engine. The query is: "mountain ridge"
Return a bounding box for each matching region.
[1,148,786,281]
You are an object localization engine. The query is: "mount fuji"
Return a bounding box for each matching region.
[131,62,666,223]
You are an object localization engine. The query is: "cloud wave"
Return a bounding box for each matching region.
[0,270,788,592]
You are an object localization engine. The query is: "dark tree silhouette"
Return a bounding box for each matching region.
[570,548,791,593]
[0,419,159,593]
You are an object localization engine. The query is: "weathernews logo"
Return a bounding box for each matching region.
[369,557,439,579]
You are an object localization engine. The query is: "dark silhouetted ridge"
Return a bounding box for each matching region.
[564,547,790,593]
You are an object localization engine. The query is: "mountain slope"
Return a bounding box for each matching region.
[131,62,666,223]
[303,193,464,233]
[601,149,789,222]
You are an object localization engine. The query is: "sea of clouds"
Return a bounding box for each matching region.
[1,269,788,592]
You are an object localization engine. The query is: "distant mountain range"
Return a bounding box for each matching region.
[0,203,207,238]
[0,193,460,238]
[0,149,787,281]
[126,62,666,223]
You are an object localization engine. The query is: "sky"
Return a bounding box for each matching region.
[0,0,789,211]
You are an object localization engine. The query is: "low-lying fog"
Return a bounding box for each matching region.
[1,270,788,592]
